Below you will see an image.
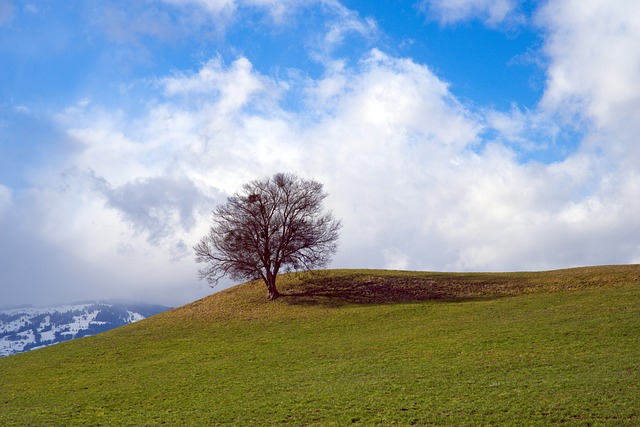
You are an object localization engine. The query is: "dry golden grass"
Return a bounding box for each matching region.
[164,264,640,320]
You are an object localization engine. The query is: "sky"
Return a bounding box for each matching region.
[1,0,640,307]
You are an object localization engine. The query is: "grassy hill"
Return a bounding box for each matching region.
[1,266,639,426]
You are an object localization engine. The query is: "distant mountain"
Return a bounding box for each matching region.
[0,301,171,357]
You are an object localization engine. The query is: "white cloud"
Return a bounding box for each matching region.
[92,173,217,248]
[3,50,482,306]
[306,49,480,148]
[538,0,640,129]
[0,171,214,306]
[383,248,410,270]
[320,0,378,50]
[24,44,640,287]
[483,104,572,158]
[4,0,640,307]
[161,56,277,113]
[534,0,640,248]
[419,0,522,27]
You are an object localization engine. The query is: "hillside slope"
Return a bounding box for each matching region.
[1,266,639,426]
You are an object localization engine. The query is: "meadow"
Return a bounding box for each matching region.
[1,266,639,426]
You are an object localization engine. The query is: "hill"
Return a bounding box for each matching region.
[1,266,639,426]
[0,301,171,357]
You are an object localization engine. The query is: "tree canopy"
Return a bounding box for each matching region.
[194,173,342,300]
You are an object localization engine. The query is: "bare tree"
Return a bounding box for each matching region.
[194,173,342,300]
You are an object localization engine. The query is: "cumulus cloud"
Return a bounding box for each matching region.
[538,0,640,128]
[482,104,579,160]
[91,172,215,248]
[319,0,378,53]
[0,172,214,306]
[305,49,479,146]
[3,0,640,308]
[293,50,481,268]
[9,24,640,306]
[419,0,522,27]
[161,56,277,113]
[10,50,482,306]
[534,0,640,234]
[296,41,640,271]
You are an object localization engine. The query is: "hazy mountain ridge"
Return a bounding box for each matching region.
[0,301,171,357]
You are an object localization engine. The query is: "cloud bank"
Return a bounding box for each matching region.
[1,0,639,307]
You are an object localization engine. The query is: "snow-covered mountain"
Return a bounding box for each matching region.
[0,301,171,357]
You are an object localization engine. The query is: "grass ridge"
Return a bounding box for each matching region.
[1,265,638,426]
[166,264,640,319]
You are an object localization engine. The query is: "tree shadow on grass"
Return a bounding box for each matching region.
[279,271,528,307]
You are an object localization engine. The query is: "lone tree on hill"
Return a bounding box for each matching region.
[194,172,342,300]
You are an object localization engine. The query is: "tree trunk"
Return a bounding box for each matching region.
[265,274,280,300]
[267,284,280,300]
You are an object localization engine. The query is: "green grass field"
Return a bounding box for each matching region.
[1,266,639,426]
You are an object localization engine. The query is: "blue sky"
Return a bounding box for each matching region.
[1,0,640,306]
